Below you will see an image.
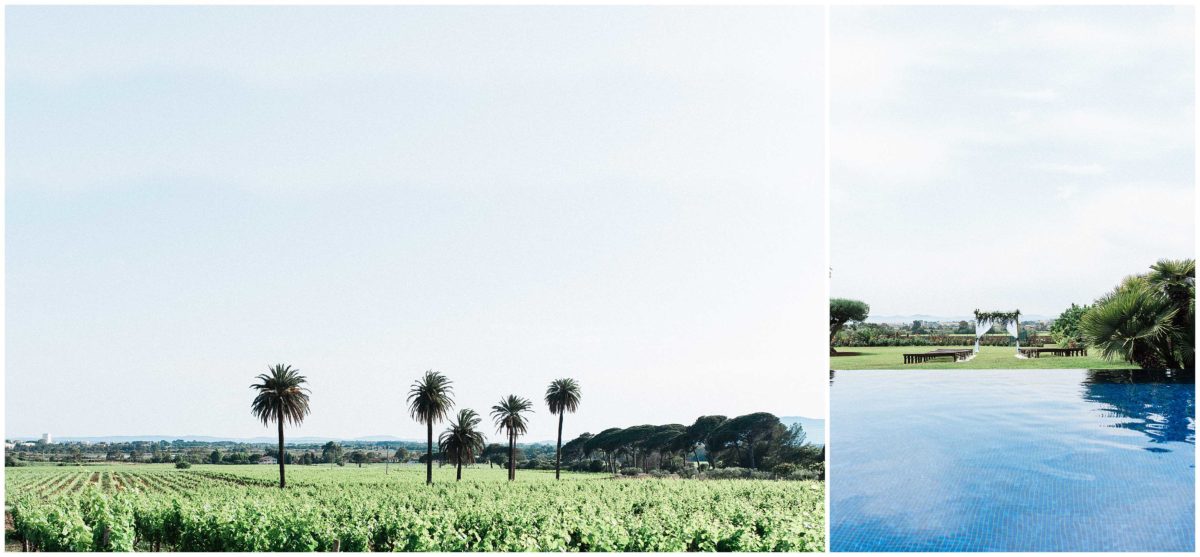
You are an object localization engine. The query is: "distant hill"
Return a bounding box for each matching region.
[780,416,824,446]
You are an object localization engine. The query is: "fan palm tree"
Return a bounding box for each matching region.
[439,409,487,481]
[491,395,533,481]
[408,370,454,485]
[544,378,581,480]
[1081,278,1179,369]
[1148,258,1197,303]
[250,364,311,489]
[1148,258,1196,367]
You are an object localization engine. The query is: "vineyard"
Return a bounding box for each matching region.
[4,464,825,552]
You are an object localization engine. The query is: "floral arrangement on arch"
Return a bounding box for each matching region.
[973,310,1021,328]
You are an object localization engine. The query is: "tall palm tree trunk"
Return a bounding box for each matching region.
[426,421,434,485]
[456,461,462,481]
[555,413,564,480]
[277,402,286,489]
[508,430,516,481]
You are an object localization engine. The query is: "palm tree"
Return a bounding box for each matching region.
[407,370,454,485]
[439,409,487,481]
[1081,278,1179,369]
[1148,258,1196,367]
[491,395,533,481]
[544,378,581,480]
[250,364,311,489]
[1148,258,1196,304]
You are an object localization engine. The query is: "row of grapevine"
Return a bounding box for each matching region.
[6,466,825,552]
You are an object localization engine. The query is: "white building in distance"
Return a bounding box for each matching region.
[40,433,52,444]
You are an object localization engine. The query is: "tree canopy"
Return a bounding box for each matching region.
[1050,303,1090,347]
[551,412,820,476]
[321,441,343,464]
[830,298,870,354]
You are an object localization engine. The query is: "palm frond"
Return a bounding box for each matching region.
[1082,280,1179,367]
[545,378,582,415]
[491,395,534,436]
[439,408,487,466]
[407,370,455,426]
[249,364,311,426]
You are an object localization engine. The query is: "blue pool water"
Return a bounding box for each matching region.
[830,369,1194,552]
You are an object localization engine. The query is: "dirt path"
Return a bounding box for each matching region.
[6,511,23,552]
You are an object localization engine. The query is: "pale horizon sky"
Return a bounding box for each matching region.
[831,6,1195,319]
[4,7,828,441]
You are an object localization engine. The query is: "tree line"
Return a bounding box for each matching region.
[248,366,820,489]
[250,367,582,488]
[558,413,822,478]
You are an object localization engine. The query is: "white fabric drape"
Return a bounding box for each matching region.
[973,318,992,353]
[1006,319,1020,351]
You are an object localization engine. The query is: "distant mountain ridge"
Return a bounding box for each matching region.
[781,416,824,446]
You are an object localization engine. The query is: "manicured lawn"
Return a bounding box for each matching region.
[830,345,1136,370]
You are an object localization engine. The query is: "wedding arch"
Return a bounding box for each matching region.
[972,309,1021,354]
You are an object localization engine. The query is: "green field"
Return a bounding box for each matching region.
[830,345,1136,370]
[4,463,824,552]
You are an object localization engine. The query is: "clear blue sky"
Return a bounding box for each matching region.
[5,6,827,441]
[831,6,1194,319]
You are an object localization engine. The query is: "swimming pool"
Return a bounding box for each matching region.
[830,369,1194,552]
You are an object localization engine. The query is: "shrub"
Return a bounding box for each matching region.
[783,469,818,481]
[676,466,698,479]
[175,461,192,469]
[587,459,606,473]
[703,467,773,480]
[619,467,642,476]
[648,469,672,479]
[704,467,749,480]
[832,327,1050,348]
[771,463,797,478]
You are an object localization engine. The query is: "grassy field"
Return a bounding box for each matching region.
[4,463,824,552]
[830,345,1136,370]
